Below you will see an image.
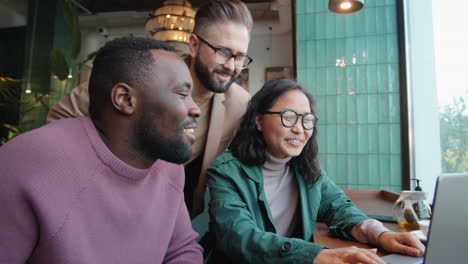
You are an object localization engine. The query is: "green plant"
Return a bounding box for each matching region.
[0,124,20,145]
[0,77,21,107]
[1,0,83,138]
[440,95,468,173]
[0,77,20,142]
[0,77,51,139]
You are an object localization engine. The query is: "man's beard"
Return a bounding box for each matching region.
[152,135,192,164]
[194,55,237,93]
[136,114,193,165]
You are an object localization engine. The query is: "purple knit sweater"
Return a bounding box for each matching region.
[0,117,203,264]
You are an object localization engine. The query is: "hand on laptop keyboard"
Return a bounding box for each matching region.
[378,232,425,257]
[314,247,385,264]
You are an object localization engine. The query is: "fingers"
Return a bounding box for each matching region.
[315,247,385,264]
[354,248,385,264]
[381,232,426,257]
[344,247,384,264]
[392,243,422,257]
[401,234,426,256]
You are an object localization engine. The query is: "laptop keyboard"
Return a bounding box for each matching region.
[381,254,423,264]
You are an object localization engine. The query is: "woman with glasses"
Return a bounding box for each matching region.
[202,78,425,263]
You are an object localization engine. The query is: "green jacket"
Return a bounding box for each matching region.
[203,151,369,264]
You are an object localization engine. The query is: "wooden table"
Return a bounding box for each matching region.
[314,222,401,256]
[342,189,399,217]
[313,189,403,256]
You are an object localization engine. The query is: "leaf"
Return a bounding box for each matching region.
[4,124,20,133]
[0,78,21,106]
[0,84,15,98]
[50,49,69,80]
[0,123,21,144]
[440,95,468,173]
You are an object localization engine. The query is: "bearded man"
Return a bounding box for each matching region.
[47,0,253,217]
[0,37,203,264]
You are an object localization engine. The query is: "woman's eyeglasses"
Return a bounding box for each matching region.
[262,110,318,130]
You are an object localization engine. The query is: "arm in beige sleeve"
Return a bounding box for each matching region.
[351,219,391,246]
[46,81,90,122]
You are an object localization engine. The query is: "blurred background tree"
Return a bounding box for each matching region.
[439,94,468,173]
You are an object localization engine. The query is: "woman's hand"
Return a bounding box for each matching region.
[314,247,385,264]
[378,232,425,257]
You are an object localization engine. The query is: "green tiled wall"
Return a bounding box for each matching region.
[296,0,402,192]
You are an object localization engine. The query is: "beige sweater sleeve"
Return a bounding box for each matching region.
[351,219,391,246]
[47,81,90,122]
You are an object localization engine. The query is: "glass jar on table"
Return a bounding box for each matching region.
[392,191,431,233]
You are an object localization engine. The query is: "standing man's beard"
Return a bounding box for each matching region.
[194,55,237,93]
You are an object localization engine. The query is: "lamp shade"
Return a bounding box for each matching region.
[145,0,196,44]
[329,0,364,14]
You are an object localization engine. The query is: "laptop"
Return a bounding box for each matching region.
[382,173,468,264]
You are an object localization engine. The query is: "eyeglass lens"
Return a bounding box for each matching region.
[215,49,251,68]
[281,110,316,130]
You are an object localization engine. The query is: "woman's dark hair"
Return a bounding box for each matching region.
[230,78,321,185]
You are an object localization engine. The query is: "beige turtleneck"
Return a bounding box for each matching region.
[261,153,389,243]
[262,153,298,237]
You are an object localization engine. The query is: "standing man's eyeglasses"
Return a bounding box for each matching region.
[195,35,253,69]
[262,110,318,130]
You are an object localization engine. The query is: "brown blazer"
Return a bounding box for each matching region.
[192,83,249,216]
[47,81,90,122]
[47,81,250,216]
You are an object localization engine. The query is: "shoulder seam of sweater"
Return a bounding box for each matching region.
[167,180,182,194]
[37,161,103,249]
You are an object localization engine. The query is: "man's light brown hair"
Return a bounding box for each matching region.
[194,0,253,35]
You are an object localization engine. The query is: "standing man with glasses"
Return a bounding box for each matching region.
[47,0,253,218]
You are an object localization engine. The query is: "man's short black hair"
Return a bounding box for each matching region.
[88,36,176,120]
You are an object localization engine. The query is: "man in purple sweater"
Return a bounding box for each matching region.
[0,37,203,263]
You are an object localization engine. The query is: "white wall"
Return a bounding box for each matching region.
[78,26,146,65]
[75,0,294,95]
[77,12,294,95]
[79,27,294,95]
[248,31,293,95]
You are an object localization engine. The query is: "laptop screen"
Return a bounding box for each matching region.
[423,173,468,263]
[382,173,468,264]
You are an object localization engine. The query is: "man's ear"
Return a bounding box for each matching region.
[255,115,263,131]
[110,82,137,115]
[188,34,199,59]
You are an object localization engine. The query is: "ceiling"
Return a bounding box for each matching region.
[76,0,272,14]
